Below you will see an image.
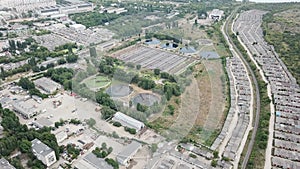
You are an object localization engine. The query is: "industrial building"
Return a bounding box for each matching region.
[36,2,94,17]
[75,153,114,169]
[0,158,16,169]
[31,139,57,167]
[112,112,145,132]
[34,77,62,94]
[116,141,142,166]
[12,101,38,119]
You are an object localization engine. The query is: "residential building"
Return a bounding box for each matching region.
[112,112,145,132]
[31,139,57,167]
[116,141,142,166]
[0,158,16,169]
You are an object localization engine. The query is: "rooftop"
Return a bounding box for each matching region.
[0,158,16,169]
[117,141,141,164]
[83,153,113,169]
[31,138,53,157]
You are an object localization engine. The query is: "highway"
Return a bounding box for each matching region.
[223,7,261,169]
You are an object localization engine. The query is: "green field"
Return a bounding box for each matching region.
[83,75,111,90]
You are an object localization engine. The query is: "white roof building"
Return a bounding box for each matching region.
[116,141,142,166]
[0,158,16,169]
[54,131,68,143]
[209,9,224,20]
[112,112,145,132]
[34,77,62,94]
[31,139,57,167]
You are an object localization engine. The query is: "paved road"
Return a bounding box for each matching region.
[223,7,261,169]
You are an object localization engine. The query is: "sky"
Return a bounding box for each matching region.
[237,0,300,2]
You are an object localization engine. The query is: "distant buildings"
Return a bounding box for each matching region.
[36,2,94,17]
[0,0,56,12]
[103,7,128,14]
[112,112,145,132]
[116,141,142,166]
[0,158,16,169]
[31,139,57,167]
[34,77,62,94]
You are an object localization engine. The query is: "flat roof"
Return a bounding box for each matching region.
[117,141,141,164]
[0,158,16,169]
[31,138,53,157]
[83,153,113,169]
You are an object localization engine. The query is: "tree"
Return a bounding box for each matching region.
[101,142,107,150]
[89,47,97,57]
[86,118,96,128]
[19,140,32,153]
[66,54,78,63]
[136,64,141,70]
[137,103,148,112]
[113,121,122,127]
[211,160,217,167]
[154,68,160,75]
[100,106,116,120]
[57,58,66,65]
[151,143,158,153]
[18,77,35,90]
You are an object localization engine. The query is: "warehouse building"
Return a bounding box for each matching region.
[31,139,57,167]
[112,112,145,132]
[12,101,38,119]
[34,77,62,94]
[116,141,142,166]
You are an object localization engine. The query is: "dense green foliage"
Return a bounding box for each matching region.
[92,144,113,158]
[100,106,116,120]
[0,105,60,168]
[105,158,119,169]
[70,12,120,28]
[124,127,136,135]
[44,68,74,90]
[18,77,48,98]
[66,144,80,160]
[146,33,181,43]
[113,121,122,127]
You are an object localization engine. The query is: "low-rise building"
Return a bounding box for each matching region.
[34,77,62,94]
[208,9,224,21]
[112,112,145,132]
[31,139,57,167]
[0,158,16,169]
[12,101,37,119]
[54,131,68,143]
[116,141,142,166]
